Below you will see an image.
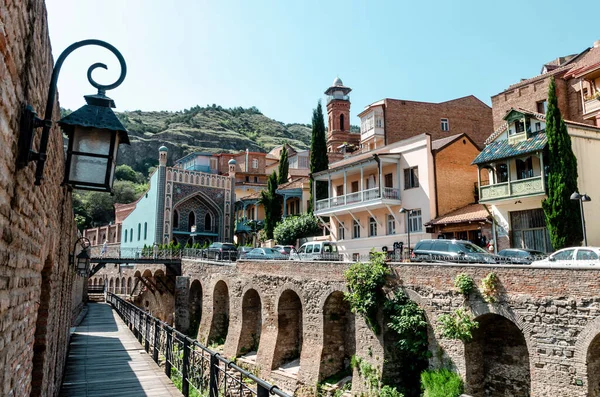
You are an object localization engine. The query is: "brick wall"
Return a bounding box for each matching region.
[384,96,493,147]
[434,136,480,216]
[0,1,83,396]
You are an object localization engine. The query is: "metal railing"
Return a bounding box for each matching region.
[90,247,237,262]
[107,293,290,397]
[315,187,401,211]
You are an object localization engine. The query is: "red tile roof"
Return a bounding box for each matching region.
[426,204,490,226]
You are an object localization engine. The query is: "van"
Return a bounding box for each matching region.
[289,241,341,261]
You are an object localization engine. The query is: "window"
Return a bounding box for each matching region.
[404,167,419,189]
[130,228,133,241]
[387,215,396,235]
[124,230,128,243]
[536,100,547,114]
[245,176,250,182]
[254,176,258,183]
[340,114,345,131]
[408,209,422,233]
[376,118,383,128]
[514,120,525,133]
[577,249,599,260]
[552,249,574,260]
[306,244,314,254]
[516,157,533,180]
[252,158,258,169]
[336,185,344,196]
[205,213,212,231]
[496,163,508,183]
[353,220,360,239]
[314,244,321,253]
[441,118,449,131]
[188,211,196,232]
[369,217,377,237]
[535,122,541,131]
[351,181,359,193]
[173,210,179,228]
[338,221,345,240]
[138,224,141,241]
[144,222,147,240]
[384,173,393,188]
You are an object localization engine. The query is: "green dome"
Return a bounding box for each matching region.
[159,145,168,152]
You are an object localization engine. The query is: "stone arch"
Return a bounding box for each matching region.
[189,279,203,339]
[127,277,132,295]
[319,291,355,381]
[272,289,303,370]
[208,280,230,345]
[121,277,126,294]
[115,278,120,294]
[109,278,114,293]
[172,191,224,242]
[31,256,53,397]
[237,288,262,357]
[465,312,531,397]
[188,211,196,232]
[573,315,600,393]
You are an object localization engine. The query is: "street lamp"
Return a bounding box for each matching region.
[70,237,91,277]
[17,39,129,192]
[399,207,414,260]
[570,192,591,246]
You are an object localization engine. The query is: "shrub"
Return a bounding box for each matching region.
[437,308,479,342]
[273,213,321,245]
[453,273,475,296]
[481,272,499,303]
[344,251,388,333]
[420,369,463,397]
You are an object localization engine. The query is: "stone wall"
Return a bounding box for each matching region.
[0,1,83,396]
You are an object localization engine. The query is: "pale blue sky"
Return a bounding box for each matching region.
[46,0,599,125]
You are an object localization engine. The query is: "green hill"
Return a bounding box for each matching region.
[113,105,312,175]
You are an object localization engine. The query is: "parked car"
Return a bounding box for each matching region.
[412,239,499,264]
[237,246,253,259]
[203,242,238,261]
[289,241,341,261]
[244,248,287,260]
[497,248,547,265]
[531,247,600,267]
[273,245,295,256]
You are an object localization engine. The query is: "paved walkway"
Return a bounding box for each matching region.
[60,302,182,397]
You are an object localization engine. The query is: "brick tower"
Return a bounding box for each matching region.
[324,77,359,162]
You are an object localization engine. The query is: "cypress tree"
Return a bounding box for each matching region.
[541,77,582,249]
[278,145,289,185]
[309,100,329,213]
[260,171,282,240]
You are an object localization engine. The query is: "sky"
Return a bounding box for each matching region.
[46,0,600,125]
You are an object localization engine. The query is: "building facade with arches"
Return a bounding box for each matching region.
[120,146,235,248]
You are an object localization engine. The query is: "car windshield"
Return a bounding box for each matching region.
[459,242,487,254]
[222,244,236,250]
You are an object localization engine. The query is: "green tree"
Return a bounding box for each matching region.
[278,145,289,185]
[259,171,282,240]
[273,213,321,245]
[309,100,329,213]
[541,77,582,249]
[115,164,145,183]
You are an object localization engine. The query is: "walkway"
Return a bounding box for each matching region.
[60,302,182,397]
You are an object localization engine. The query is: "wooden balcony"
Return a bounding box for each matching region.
[479,176,545,203]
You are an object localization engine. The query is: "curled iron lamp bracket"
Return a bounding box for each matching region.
[16,39,127,185]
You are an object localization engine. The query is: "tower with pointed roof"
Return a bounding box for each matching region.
[324,77,359,161]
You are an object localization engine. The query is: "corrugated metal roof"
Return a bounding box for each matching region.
[472,133,547,165]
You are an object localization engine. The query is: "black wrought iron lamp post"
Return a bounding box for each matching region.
[17,39,130,193]
[399,207,414,260]
[570,192,591,246]
[70,237,91,277]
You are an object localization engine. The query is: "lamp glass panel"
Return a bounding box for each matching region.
[77,256,89,272]
[69,154,109,184]
[71,127,112,156]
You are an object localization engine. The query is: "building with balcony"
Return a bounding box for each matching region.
[313,132,482,257]
[473,108,600,251]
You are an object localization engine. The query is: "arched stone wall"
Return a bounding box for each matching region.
[237,288,262,357]
[189,279,203,339]
[208,280,230,346]
[273,289,303,370]
[319,291,355,381]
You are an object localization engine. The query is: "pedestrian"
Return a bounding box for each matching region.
[101,240,108,257]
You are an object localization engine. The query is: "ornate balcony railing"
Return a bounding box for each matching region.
[480,176,544,202]
[315,187,401,212]
[107,293,290,397]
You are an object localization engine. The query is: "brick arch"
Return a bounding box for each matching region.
[573,315,600,393]
[207,279,230,346]
[272,285,305,370]
[319,290,355,381]
[465,304,532,397]
[141,269,153,278]
[237,287,263,357]
[188,279,204,339]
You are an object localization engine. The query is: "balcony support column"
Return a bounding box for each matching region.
[312,178,317,210]
[477,165,482,200]
[507,161,512,195]
[539,151,545,184]
[343,171,347,205]
[360,166,364,201]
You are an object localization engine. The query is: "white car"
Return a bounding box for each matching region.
[531,247,600,267]
[289,241,341,261]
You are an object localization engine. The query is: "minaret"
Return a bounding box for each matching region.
[324,77,359,161]
[155,145,168,244]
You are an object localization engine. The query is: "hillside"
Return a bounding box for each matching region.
[112,105,312,175]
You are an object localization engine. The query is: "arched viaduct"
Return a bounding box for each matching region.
[91,259,600,397]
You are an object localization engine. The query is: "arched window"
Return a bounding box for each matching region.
[188,211,196,232]
[205,213,212,231]
[340,114,345,131]
[124,230,128,243]
[130,228,133,242]
[173,210,179,228]
[144,222,148,239]
[138,223,141,241]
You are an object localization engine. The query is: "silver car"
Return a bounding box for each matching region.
[244,248,287,260]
